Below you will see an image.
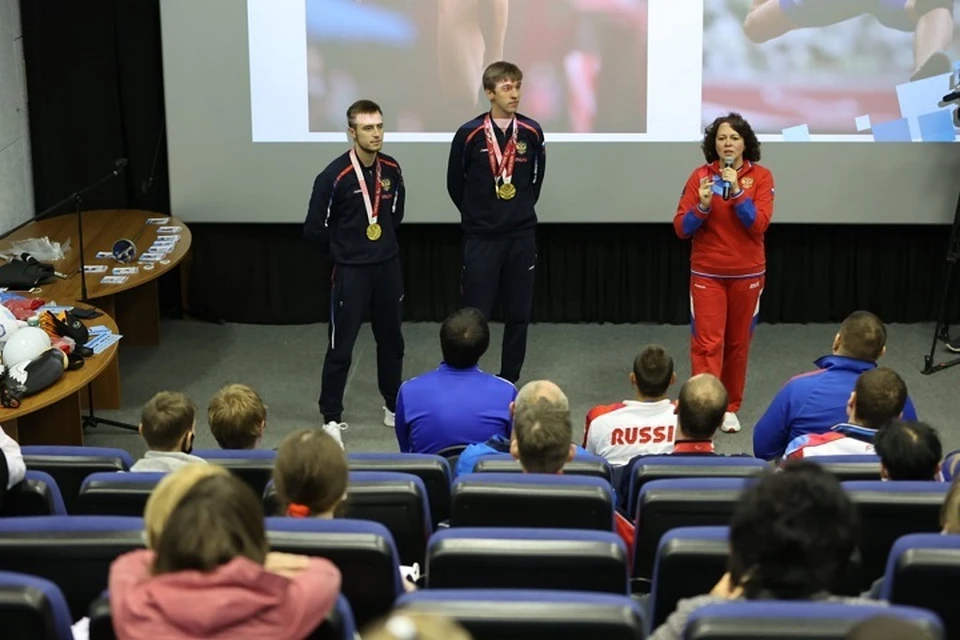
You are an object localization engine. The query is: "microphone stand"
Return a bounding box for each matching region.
[23,161,139,432]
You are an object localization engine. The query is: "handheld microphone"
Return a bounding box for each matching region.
[113,158,128,176]
[722,156,734,200]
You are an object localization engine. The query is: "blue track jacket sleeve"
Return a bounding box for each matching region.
[753,386,793,460]
[395,388,411,453]
[902,396,918,421]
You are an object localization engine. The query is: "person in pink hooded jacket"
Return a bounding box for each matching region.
[108,471,342,640]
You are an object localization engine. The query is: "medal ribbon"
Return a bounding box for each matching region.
[484,114,518,195]
[349,148,382,225]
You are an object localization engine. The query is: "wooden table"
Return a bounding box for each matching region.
[1,210,191,410]
[0,307,119,446]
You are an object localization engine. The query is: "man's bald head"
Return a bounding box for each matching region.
[510,380,573,474]
[677,374,728,439]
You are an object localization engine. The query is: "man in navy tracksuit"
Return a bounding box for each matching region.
[447,61,546,383]
[305,99,405,446]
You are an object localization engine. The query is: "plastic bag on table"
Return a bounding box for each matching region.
[0,237,71,263]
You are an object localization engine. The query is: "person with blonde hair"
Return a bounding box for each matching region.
[207,383,267,450]
[143,463,230,548]
[109,473,341,639]
[942,476,960,534]
[364,612,473,640]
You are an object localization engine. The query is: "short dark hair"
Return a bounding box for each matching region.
[153,474,268,575]
[677,374,728,439]
[874,421,942,481]
[440,308,490,369]
[729,460,859,599]
[838,311,887,361]
[482,61,523,92]
[346,99,382,128]
[701,112,761,163]
[513,397,572,474]
[633,345,674,397]
[853,367,907,429]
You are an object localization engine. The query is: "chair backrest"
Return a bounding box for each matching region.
[473,453,613,483]
[624,457,767,517]
[809,455,882,482]
[21,446,132,514]
[0,570,74,640]
[0,516,144,620]
[683,601,943,640]
[842,480,948,589]
[0,471,66,516]
[633,478,747,579]
[192,448,276,495]
[264,471,431,566]
[426,527,628,594]
[882,533,960,640]
[348,453,451,526]
[88,592,356,640]
[396,589,646,640]
[77,472,166,516]
[265,517,404,630]
[436,444,469,470]
[650,526,729,632]
[450,473,614,532]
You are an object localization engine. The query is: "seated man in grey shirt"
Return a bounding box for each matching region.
[130,391,206,472]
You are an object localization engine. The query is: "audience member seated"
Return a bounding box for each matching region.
[0,424,24,489]
[395,308,516,454]
[874,421,942,481]
[783,367,907,460]
[130,391,207,472]
[648,460,884,640]
[363,612,473,640]
[753,311,918,460]
[583,345,678,467]
[109,472,341,639]
[208,383,267,450]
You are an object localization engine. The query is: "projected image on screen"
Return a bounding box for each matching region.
[703,0,960,140]
[305,0,649,134]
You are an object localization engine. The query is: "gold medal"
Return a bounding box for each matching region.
[366,223,382,241]
[498,183,517,200]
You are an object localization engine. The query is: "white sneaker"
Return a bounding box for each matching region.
[322,421,347,448]
[383,407,396,428]
[720,412,741,434]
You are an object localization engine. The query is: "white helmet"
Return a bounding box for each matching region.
[0,306,22,345]
[3,327,51,367]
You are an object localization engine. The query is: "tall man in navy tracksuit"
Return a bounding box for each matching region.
[446,61,547,383]
[305,99,405,447]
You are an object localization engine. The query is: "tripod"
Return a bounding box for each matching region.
[31,160,139,432]
[922,189,960,375]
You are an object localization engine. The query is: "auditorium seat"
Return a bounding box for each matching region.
[193,448,275,495]
[623,456,767,517]
[396,589,646,640]
[649,526,729,631]
[426,527,628,594]
[881,533,960,640]
[633,478,747,580]
[682,601,943,640]
[77,472,165,516]
[0,570,74,640]
[266,517,404,629]
[0,471,67,516]
[21,446,132,513]
[347,453,452,526]
[473,453,613,483]
[842,480,948,589]
[264,471,432,567]
[450,473,614,532]
[88,593,357,640]
[0,516,143,620]
[811,455,882,482]
[435,444,469,470]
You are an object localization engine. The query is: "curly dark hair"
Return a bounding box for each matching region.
[701,112,761,164]
[728,460,860,599]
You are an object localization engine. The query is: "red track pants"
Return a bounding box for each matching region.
[689,273,764,413]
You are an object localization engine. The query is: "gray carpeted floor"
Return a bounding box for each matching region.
[83,320,960,459]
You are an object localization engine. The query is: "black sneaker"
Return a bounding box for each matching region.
[947,337,960,353]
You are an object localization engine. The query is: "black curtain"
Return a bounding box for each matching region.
[19,1,960,327]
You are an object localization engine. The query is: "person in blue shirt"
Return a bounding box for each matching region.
[395,307,516,454]
[753,310,918,460]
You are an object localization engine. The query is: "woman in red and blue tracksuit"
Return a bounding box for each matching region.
[673,113,775,434]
